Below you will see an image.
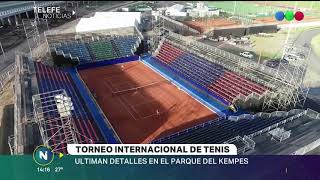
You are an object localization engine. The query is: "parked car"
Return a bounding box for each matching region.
[241,36,249,41]
[280,59,289,64]
[266,60,279,68]
[228,41,237,45]
[239,51,254,59]
[283,54,296,61]
[210,38,219,42]
[297,52,305,59]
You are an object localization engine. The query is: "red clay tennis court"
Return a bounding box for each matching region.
[79,61,218,143]
[183,18,240,33]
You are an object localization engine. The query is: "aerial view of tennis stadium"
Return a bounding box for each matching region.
[1,1,320,155]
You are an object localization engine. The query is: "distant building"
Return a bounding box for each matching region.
[164,2,220,18]
[187,2,220,17]
[165,4,187,17]
[121,7,129,12]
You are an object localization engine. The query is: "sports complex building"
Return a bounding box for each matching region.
[3,1,320,155]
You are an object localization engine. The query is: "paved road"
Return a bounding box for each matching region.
[294,28,320,87]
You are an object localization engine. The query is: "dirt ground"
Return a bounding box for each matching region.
[79,61,218,143]
[0,80,14,154]
[184,18,240,33]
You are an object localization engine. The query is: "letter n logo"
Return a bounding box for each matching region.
[33,145,54,166]
[39,150,48,161]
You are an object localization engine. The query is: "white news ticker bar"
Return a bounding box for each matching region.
[67,144,237,155]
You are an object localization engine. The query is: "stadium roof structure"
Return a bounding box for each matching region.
[167,4,185,12]
[247,109,320,155]
[75,12,141,33]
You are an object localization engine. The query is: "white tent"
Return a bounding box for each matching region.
[165,4,187,17]
[76,12,141,33]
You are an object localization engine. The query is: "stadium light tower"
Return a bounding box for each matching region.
[23,19,41,58]
[282,1,298,59]
[32,90,93,153]
[310,1,314,11]
[150,9,165,54]
[33,1,39,22]
[24,1,51,58]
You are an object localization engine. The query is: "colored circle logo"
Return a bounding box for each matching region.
[295,11,304,21]
[275,11,304,21]
[33,145,54,166]
[275,11,285,21]
[284,11,294,21]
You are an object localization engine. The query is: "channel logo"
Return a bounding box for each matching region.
[275,11,304,21]
[33,145,54,166]
[34,6,74,19]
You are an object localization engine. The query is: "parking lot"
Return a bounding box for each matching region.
[199,38,259,62]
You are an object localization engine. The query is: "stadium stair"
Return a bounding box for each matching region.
[50,36,141,65]
[165,36,274,109]
[153,40,268,108]
[52,41,92,64]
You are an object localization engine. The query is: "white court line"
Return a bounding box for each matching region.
[102,72,139,121]
[116,93,139,121]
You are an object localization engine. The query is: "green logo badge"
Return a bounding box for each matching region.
[33,145,54,166]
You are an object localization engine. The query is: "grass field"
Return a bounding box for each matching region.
[206,1,288,18]
[260,1,320,11]
[311,34,320,58]
[247,26,320,86]
[249,26,319,61]
[206,1,267,15]
[299,28,320,87]
[205,1,320,18]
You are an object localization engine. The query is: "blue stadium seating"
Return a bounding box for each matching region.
[112,36,138,57]
[34,62,104,152]
[154,41,267,105]
[55,41,92,64]
[153,115,293,144]
[53,36,139,64]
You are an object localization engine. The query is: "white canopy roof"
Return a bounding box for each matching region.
[76,12,141,33]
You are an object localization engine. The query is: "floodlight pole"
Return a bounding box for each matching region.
[258,50,262,65]
[0,42,6,61]
[283,1,298,59]
[310,1,314,11]
[294,1,298,11]
[33,1,39,22]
